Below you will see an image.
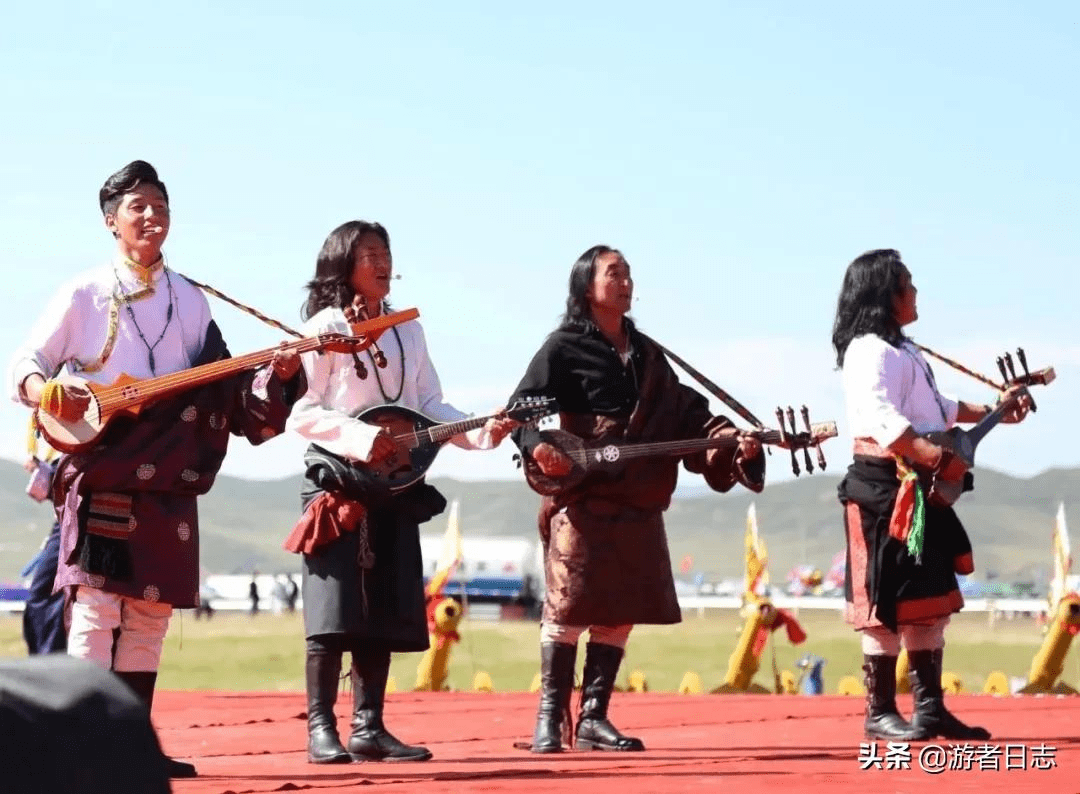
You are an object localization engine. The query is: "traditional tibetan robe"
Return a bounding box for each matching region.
[838,334,972,632]
[286,305,494,651]
[511,322,763,627]
[52,322,303,608]
[839,458,972,632]
[294,444,447,652]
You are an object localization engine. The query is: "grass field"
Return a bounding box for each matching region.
[3,608,1077,695]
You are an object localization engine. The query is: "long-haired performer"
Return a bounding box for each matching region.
[832,248,1030,741]
[285,220,517,764]
[508,245,765,753]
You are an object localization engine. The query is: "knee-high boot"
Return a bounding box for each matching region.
[575,643,644,751]
[304,645,352,764]
[115,671,199,778]
[909,649,990,740]
[861,655,928,741]
[347,645,431,761]
[530,642,577,753]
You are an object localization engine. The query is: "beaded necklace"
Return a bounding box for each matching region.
[367,325,405,403]
[114,263,176,375]
[347,302,405,404]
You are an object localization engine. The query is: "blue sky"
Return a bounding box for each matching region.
[1,2,1077,489]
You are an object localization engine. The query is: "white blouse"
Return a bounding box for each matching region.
[8,261,211,405]
[841,334,959,448]
[286,306,492,462]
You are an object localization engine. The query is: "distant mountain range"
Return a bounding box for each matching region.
[1,459,1076,587]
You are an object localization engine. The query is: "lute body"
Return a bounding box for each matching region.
[357,397,556,493]
[919,385,1030,506]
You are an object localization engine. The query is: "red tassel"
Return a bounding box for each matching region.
[889,476,917,542]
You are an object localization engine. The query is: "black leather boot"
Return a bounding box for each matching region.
[861,655,928,741]
[304,646,352,764]
[115,671,199,778]
[529,642,577,753]
[909,649,990,740]
[347,646,431,762]
[575,643,644,751]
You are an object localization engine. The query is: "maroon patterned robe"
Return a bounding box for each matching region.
[52,322,304,608]
[514,326,763,626]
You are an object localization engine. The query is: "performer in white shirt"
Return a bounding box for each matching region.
[285,220,516,764]
[831,248,1030,742]
[8,160,303,779]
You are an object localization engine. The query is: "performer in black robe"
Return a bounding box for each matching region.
[285,220,516,764]
[509,244,766,753]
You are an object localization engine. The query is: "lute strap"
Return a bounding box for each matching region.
[913,342,1006,392]
[654,342,765,429]
[178,272,304,338]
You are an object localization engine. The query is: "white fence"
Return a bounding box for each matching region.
[677,595,1051,618]
[0,593,1052,616]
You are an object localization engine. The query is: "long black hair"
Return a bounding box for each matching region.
[302,220,391,320]
[559,244,630,331]
[831,248,907,367]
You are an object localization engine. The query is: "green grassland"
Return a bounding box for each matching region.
[2,608,1076,695]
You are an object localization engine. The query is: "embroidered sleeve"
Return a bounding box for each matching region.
[230,364,307,446]
[676,386,765,493]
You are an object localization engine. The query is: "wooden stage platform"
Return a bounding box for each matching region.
[157,690,1080,793]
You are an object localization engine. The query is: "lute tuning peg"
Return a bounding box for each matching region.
[1014,348,1038,412]
[801,404,826,472]
[1003,352,1017,381]
[787,406,813,474]
[1016,347,1030,378]
[778,406,800,477]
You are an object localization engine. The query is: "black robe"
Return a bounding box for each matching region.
[510,321,764,626]
[298,445,447,651]
[839,456,973,632]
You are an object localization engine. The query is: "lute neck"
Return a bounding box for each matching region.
[585,429,786,461]
[966,392,1023,449]
[96,336,324,409]
[420,415,490,444]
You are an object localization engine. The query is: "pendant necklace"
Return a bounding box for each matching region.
[116,266,176,375]
[346,301,405,403]
[367,325,405,404]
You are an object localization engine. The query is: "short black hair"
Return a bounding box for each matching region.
[99,160,169,216]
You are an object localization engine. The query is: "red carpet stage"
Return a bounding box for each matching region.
[160,691,1079,793]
